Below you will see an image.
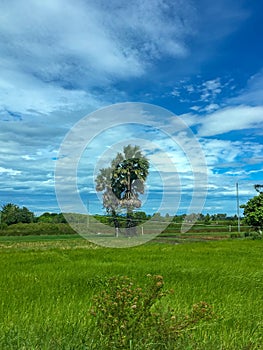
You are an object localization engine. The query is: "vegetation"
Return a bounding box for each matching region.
[0,203,34,225]
[0,222,75,236]
[0,237,262,349]
[0,207,250,239]
[38,212,67,223]
[95,145,149,236]
[90,275,215,349]
[241,185,263,235]
[0,199,256,240]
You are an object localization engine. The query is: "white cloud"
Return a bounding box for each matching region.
[198,105,263,136]
[0,167,21,176]
[201,139,240,166]
[230,69,263,105]
[200,78,222,102]
[190,106,201,112]
[202,103,219,112]
[0,0,196,89]
[21,155,36,161]
[0,1,257,215]
[0,69,101,116]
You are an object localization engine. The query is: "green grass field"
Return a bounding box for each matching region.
[0,235,262,349]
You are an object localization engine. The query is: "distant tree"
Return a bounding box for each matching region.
[254,184,263,194]
[240,189,263,234]
[165,213,170,220]
[38,212,66,223]
[172,214,186,223]
[1,203,34,225]
[204,213,211,224]
[132,211,148,224]
[198,213,205,221]
[38,212,54,223]
[96,145,149,236]
[152,212,162,221]
[1,203,19,225]
[185,213,199,223]
[17,206,35,223]
[55,213,67,223]
[210,213,227,222]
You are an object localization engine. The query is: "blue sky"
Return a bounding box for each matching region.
[0,0,262,217]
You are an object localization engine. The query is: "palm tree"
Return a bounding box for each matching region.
[112,145,149,210]
[95,145,149,236]
[96,167,118,213]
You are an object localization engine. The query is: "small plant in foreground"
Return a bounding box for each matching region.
[90,275,216,348]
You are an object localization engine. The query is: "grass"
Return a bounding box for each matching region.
[0,236,262,349]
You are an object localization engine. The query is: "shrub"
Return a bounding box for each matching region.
[90,275,216,349]
[251,231,262,240]
[244,231,262,240]
[230,233,242,238]
[0,222,76,236]
[0,223,8,231]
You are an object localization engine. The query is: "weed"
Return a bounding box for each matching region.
[90,275,215,348]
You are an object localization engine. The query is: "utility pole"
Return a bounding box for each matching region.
[86,198,89,228]
[236,182,240,233]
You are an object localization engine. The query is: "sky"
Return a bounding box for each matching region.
[0,0,263,217]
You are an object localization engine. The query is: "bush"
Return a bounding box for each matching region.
[0,223,8,231]
[251,231,262,240]
[244,231,262,240]
[90,275,216,349]
[0,222,76,236]
[230,233,242,239]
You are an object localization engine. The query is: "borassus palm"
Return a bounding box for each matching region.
[95,145,149,236]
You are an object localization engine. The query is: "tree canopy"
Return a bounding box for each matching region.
[241,187,263,233]
[111,145,149,210]
[254,184,263,194]
[95,145,149,234]
[1,203,34,225]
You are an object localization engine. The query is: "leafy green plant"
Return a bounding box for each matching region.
[230,233,242,238]
[90,275,216,349]
[251,231,262,240]
[244,231,262,240]
[240,192,263,233]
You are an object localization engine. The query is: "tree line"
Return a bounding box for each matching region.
[0,203,243,229]
[0,140,262,237]
[0,203,66,228]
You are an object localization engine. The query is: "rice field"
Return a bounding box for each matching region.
[0,235,262,349]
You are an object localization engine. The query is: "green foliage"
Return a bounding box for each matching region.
[230,233,241,239]
[1,203,34,225]
[0,222,8,230]
[94,212,149,228]
[90,275,215,349]
[90,275,165,347]
[37,212,67,223]
[95,145,149,219]
[241,193,263,233]
[244,231,262,240]
[254,184,263,194]
[0,222,76,236]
